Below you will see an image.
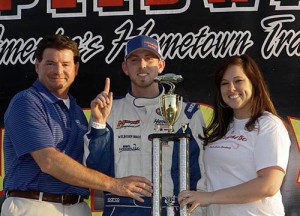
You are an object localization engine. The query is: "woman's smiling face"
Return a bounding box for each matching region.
[220,64,253,119]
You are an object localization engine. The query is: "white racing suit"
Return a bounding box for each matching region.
[84,88,206,216]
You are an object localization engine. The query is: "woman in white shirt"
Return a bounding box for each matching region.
[178,54,291,216]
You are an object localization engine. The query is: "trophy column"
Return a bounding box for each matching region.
[179,136,189,216]
[149,133,190,216]
[152,136,162,216]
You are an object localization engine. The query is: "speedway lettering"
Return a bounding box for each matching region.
[1,0,300,20]
[0,0,190,19]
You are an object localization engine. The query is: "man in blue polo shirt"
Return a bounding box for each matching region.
[1,34,152,216]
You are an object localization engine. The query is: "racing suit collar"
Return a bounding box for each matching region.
[127,86,165,107]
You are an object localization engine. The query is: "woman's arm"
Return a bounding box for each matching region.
[178,166,285,213]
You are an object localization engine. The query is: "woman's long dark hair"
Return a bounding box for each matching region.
[201,54,278,145]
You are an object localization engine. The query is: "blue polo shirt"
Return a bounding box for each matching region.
[3,80,89,197]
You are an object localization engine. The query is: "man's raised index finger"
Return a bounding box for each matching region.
[104,77,110,93]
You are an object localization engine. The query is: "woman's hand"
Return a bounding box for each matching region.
[178,190,212,214]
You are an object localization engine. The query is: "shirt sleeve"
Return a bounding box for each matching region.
[185,103,207,191]
[83,125,114,176]
[254,114,291,173]
[5,93,55,158]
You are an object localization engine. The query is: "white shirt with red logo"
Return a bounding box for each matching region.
[204,112,290,216]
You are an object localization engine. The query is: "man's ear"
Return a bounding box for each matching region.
[122,61,129,76]
[158,59,165,74]
[35,60,40,75]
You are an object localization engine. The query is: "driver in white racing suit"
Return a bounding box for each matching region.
[84,35,206,216]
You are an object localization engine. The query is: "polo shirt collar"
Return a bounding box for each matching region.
[32,79,75,104]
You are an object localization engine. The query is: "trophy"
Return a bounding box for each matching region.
[159,88,182,132]
[149,73,190,216]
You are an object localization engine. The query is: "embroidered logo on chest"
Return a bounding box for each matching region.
[119,144,141,153]
[116,120,140,129]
